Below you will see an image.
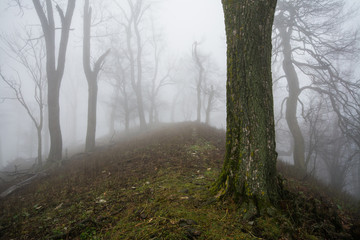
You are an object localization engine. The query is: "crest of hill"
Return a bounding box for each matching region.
[1,122,359,239]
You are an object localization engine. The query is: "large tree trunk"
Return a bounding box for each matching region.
[278,22,306,172]
[214,0,279,212]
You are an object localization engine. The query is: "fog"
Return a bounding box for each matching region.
[0,0,226,164]
[0,0,360,198]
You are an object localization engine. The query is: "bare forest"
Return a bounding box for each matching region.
[0,0,360,239]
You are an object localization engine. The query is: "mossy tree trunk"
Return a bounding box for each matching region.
[214,0,279,211]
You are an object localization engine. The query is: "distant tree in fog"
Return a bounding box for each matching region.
[0,137,2,168]
[146,25,173,126]
[113,0,150,130]
[204,85,215,125]
[273,0,359,172]
[83,0,110,152]
[317,120,357,192]
[0,33,46,166]
[106,49,137,133]
[191,42,224,125]
[202,68,224,126]
[192,41,205,123]
[304,99,358,192]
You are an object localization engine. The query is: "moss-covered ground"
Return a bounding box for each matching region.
[0,122,359,239]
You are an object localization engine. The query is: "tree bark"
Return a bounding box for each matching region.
[214,0,279,211]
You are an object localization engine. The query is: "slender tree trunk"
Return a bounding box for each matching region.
[205,86,215,125]
[214,0,279,212]
[278,24,306,172]
[36,127,42,166]
[149,96,156,126]
[109,88,118,136]
[134,10,147,130]
[123,92,130,132]
[0,137,3,168]
[196,83,202,122]
[71,97,78,145]
[125,11,146,130]
[83,0,109,152]
[149,103,154,125]
[43,105,49,157]
[193,42,204,123]
[134,86,146,129]
[171,92,180,122]
[85,80,98,151]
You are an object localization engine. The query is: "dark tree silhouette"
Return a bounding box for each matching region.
[32,0,76,162]
[83,0,110,152]
[273,0,359,171]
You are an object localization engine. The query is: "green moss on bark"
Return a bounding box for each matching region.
[214,0,279,212]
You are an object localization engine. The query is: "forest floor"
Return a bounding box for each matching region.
[0,122,359,240]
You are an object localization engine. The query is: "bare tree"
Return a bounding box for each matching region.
[317,117,357,192]
[106,48,137,133]
[302,98,326,176]
[83,0,110,152]
[273,0,359,172]
[0,33,46,166]
[190,42,224,126]
[31,0,76,162]
[147,26,173,126]
[113,0,150,130]
[202,71,224,126]
[192,41,205,123]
